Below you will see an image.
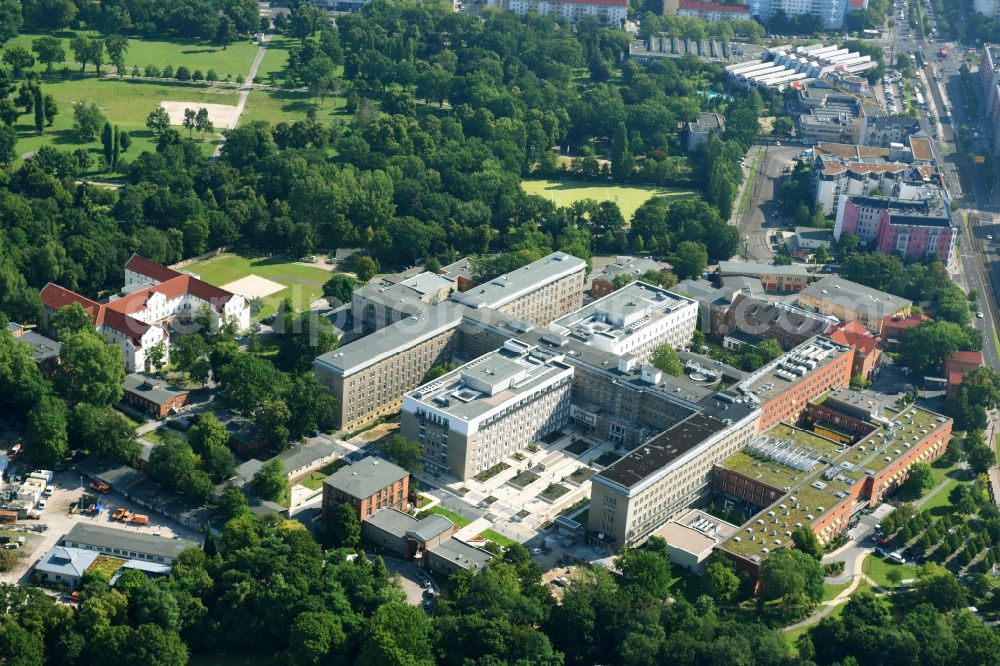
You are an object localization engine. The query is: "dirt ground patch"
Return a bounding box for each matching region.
[160,100,241,129]
[221,274,286,299]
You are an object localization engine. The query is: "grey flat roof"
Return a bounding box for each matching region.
[405,344,573,423]
[8,324,61,362]
[324,456,408,499]
[122,373,189,406]
[717,260,809,277]
[596,412,731,490]
[364,507,418,537]
[63,523,198,560]
[430,537,493,570]
[275,442,336,473]
[449,252,585,310]
[550,282,694,334]
[36,546,99,578]
[406,514,454,542]
[800,276,912,318]
[314,301,465,376]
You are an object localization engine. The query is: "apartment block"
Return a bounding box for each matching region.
[493,0,627,24]
[730,336,854,432]
[588,405,760,548]
[401,340,574,480]
[675,0,751,20]
[548,282,697,364]
[321,456,410,521]
[314,253,586,431]
[748,0,852,28]
[716,401,951,577]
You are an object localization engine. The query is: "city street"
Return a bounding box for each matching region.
[734,146,802,261]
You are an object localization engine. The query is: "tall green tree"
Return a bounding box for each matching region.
[32,85,43,134]
[379,435,424,474]
[31,36,64,72]
[649,345,683,376]
[27,394,68,466]
[610,121,634,180]
[250,458,288,501]
[54,331,125,407]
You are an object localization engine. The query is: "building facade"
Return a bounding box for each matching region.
[401,340,574,480]
[496,0,627,24]
[548,282,698,363]
[732,336,854,432]
[676,0,752,20]
[798,276,912,334]
[41,255,250,373]
[716,261,811,294]
[315,253,586,431]
[321,457,410,521]
[589,407,760,548]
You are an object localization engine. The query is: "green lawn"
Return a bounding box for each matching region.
[181,253,335,318]
[520,179,698,222]
[299,459,347,490]
[4,32,258,80]
[922,478,960,515]
[479,529,517,548]
[240,88,348,126]
[256,36,297,83]
[14,76,231,170]
[419,506,471,528]
[863,555,917,588]
[822,580,851,601]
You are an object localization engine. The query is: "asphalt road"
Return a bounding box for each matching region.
[735,146,801,262]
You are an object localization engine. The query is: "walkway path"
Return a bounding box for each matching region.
[211,33,273,160]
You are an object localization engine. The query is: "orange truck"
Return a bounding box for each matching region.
[111,508,125,520]
[130,514,149,525]
[89,481,110,494]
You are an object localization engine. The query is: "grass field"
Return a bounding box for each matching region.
[419,506,472,528]
[256,36,297,83]
[520,179,698,222]
[299,459,347,490]
[863,555,917,588]
[479,529,517,548]
[3,32,258,80]
[182,253,333,319]
[14,77,233,169]
[240,88,348,126]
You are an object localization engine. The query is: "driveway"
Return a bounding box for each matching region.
[0,471,202,585]
[380,556,433,606]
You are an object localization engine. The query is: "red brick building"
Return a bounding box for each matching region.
[880,313,931,350]
[322,456,410,521]
[737,337,854,433]
[122,373,189,418]
[827,320,882,381]
[943,351,983,397]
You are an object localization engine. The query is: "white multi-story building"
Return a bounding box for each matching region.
[976,0,1000,20]
[41,255,250,373]
[547,281,698,363]
[493,0,627,24]
[401,339,574,480]
[748,0,859,29]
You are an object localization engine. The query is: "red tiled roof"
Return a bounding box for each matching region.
[39,284,101,318]
[679,1,750,12]
[881,313,931,332]
[125,254,181,283]
[947,351,983,366]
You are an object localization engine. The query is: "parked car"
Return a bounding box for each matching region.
[530,547,543,555]
[36,499,47,510]
[888,551,907,564]
[42,487,53,497]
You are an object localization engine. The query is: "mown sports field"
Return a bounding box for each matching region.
[182,253,334,319]
[520,179,698,222]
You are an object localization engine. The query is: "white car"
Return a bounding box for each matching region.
[978,311,984,319]
[888,551,906,564]
[36,499,47,510]
[530,547,543,555]
[42,487,53,497]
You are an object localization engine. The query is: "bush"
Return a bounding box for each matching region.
[823,561,845,576]
[206,69,218,82]
[175,66,191,81]
[162,64,174,78]
[144,64,160,77]
[192,69,203,81]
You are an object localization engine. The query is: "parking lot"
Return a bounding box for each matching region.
[0,470,202,585]
[380,556,436,608]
